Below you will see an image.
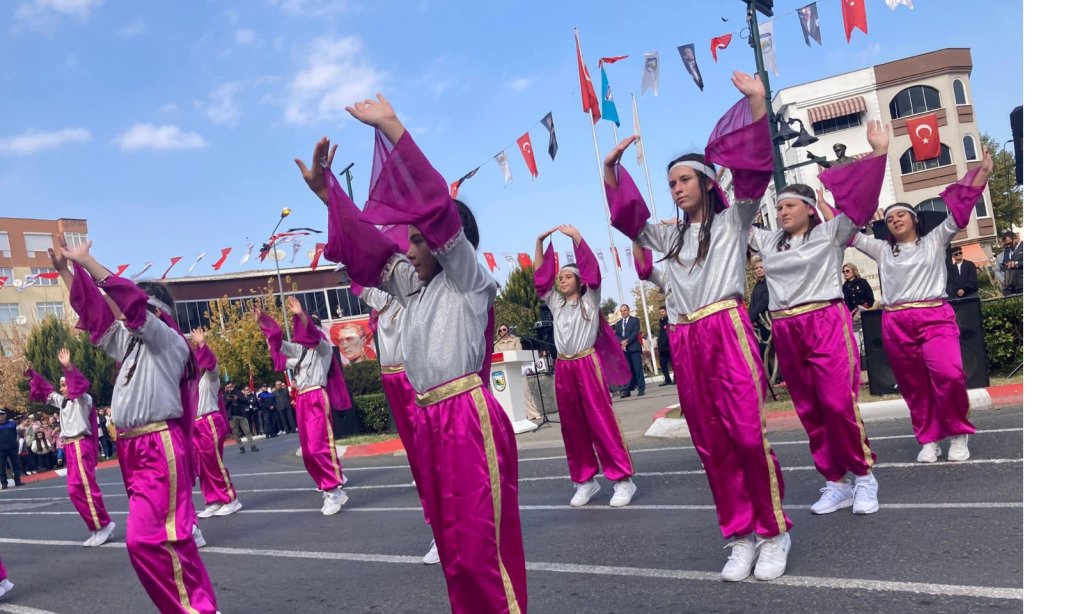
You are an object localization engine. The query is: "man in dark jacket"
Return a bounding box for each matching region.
[0,409,24,488]
[226,383,258,453]
[258,386,279,438]
[657,306,673,386]
[748,258,771,362]
[613,304,645,397]
[948,248,979,299]
[274,382,296,434]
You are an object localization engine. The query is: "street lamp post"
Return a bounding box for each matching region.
[339,162,356,202]
[264,208,293,342]
[743,1,787,191]
[1002,139,1015,233]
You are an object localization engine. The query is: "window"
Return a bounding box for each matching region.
[0,304,19,323]
[953,79,967,105]
[30,267,59,286]
[973,196,988,218]
[899,144,953,174]
[889,85,942,119]
[963,135,977,161]
[63,232,89,247]
[174,300,213,334]
[0,232,10,258]
[290,291,329,321]
[916,198,950,215]
[36,302,65,321]
[0,267,12,284]
[23,233,53,258]
[328,287,367,319]
[811,112,864,136]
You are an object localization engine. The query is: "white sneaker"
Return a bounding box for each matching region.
[0,579,13,599]
[321,487,348,516]
[754,532,791,581]
[852,473,879,515]
[197,504,223,519]
[411,480,416,487]
[569,478,601,507]
[720,534,757,582]
[609,479,637,507]
[84,521,116,547]
[948,435,970,461]
[810,481,854,515]
[215,499,243,517]
[916,442,941,463]
[193,525,207,548]
[422,539,440,565]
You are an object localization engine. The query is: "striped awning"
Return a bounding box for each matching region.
[807,96,867,124]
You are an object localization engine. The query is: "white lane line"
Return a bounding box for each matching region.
[0,604,64,614]
[0,537,1021,601]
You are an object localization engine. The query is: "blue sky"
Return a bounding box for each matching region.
[0,0,1023,302]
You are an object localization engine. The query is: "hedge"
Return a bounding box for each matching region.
[353,392,392,434]
[981,296,1023,374]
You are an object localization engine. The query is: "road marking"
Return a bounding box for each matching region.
[0,537,1021,601]
[0,604,64,614]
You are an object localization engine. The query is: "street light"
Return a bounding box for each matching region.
[263,207,293,341]
[1002,139,1015,233]
[339,162,356,202]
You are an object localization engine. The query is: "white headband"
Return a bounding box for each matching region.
[671,160,717,182]
[884,203,917,221]
[560,264,580,275]
[775,192,816,207]
[148,297,173,317]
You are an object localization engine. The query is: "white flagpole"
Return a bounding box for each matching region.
[632,93,660,222]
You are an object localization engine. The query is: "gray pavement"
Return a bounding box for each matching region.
[0,403,1023,613]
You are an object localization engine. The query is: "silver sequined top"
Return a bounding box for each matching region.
[382,230,496,393]
[851,216,959,305]
[636,200,761,316]
[97,318,189,430]
[279,335,333,390]
[362,287,405,368]
[197,369,221,417]
[749,215,859,311]
[543,286,601,356]
[44,392,94,439]
[646,267,679,323]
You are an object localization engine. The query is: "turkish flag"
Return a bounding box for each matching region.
[483,252,498,272]
[517,253,533,269]
[905,113,941,161]
[0,276,7,289]
[841,0,868,43]
[310,243,326,271]
[611,246,622,271]
[211,247,232,271]
[516,132,539,179]
[160,256,183,280]
[450,180,461,199]
[710,34,733,62]
[575,31,601,123]
[115,264,129,277]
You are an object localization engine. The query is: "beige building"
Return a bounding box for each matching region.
[0,217,86,354]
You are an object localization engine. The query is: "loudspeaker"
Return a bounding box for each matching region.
[860,297,990,396]
[1010,106,1023,186]
[331,406,362,438]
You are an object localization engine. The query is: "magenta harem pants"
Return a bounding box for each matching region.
[414,374,527,614]
[772,302,876,482]
[117,419,218,614]
[554,350,634,483]
[193,412,236,506]
[882,302,975,444]
[671,301,791,539]
[382,367,429,524]
[295,387,344,492]
[64,436,112,532]
[0,554,7,580]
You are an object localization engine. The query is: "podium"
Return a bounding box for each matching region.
[488,350,540,434]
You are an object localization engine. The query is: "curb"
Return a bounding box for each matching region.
[643,384,1024,439]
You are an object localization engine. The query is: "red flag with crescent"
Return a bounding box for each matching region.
[905,113,941,161]
[517,253,533,269]
[483,252,498,272]
[516,132,539,179]
[611,246,622,271]
[710,34,733,62]
[160,256,183,280]
[211,247,232,271]
[115,264,130,277]
[310,243,326,271]
[841,0,868,43]
[575,31,601,123]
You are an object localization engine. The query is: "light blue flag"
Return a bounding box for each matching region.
[600,65,620,126]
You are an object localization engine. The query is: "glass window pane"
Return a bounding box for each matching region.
[953,80,967,105]
[963,136,977,161]
[909,87,926,113]
[974,196,987,218]
[924,87,941,111]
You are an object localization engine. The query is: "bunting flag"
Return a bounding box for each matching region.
[885,0,913,9]
[291,239,303,263]
[600,65,620,126]
[677,44,704,91]
[495,151,514,185]
[540,112,558,160]
[131,261,155,279]
[599,55,629,65]
[503,254,517,269]
[187,252,207,275]
[449,166,480,199]
[564,251,574,264]
[553,249,560,273]
[258,243,272,262]
[0,276,7,289]
[905,113,941,161]
[842,0,868,43]
[17,271,60,292]
[310,243,326,271]
[517,253,533,269]
[632,94,646,166]
[239,243,254,266]
[595,250,607,273]
[798,3,822,46]
[710,34,733,61]
[574,29,601,123]
[483,252,498,272]
[516,133,539,179]
[641,51,659,96]
[610,246,622,271]
[759,21,779,77]
[211,247,232,271]
[115,264,130,277]
[160,256,183,280]
[625,246,633,267]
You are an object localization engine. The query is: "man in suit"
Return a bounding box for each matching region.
[657,306,673,386]
[613,304,645,397]
[1000,231,1024,295]
[948,248,978,299]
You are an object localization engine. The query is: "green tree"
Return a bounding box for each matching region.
[980,133,1022,232]
[495,265,540,337]
[22,317,115,409]
[631,282,666,337]
[205,287,280,388]
[600,298,618,317]
[0,324,30,412]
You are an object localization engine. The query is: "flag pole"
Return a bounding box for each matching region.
[631,93,659,222]
[611,123,659,376]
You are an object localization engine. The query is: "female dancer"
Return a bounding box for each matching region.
[747,120,889,515]
[26,348,116,545]
[533,224,635,507]
[0,556,12,599]
[604,71,791,582]
[190,328,242,519]
[294,93,526,613]
[849,151,993,463]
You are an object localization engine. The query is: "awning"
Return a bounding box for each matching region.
[807,96,867,124]
[958,242,991,267]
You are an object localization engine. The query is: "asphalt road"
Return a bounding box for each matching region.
[0,407,1023,613]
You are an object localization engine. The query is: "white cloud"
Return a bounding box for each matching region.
[113,124,208,151]
[507,77,533,92]
[158,102,179,113]
[269,0,351,19]
[15,0,101,23]
[198,83,242,125]
[284,36,384,125]
[0,128,90,155]
[118,18,145,37]
[235,28,257,44]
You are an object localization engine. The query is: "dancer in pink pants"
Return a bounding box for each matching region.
[533,224,635,507]
[748,120,890,516]
[850,151,994,464]
[0,555,12,600]
[26,348,115,546]
[605,71,791,582]
[189,328,242,519]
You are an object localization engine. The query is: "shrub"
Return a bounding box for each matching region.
[981,296,1023,374]
[342,360,382,395]
[353,393,391,433]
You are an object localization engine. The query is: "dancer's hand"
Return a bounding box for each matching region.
[294,137,338,204]
[58,348,71,367]
[731,71,766,120]
[866,119,891,156]
[346,93,405,144]
[286,296,304,316]
[557,224,582,244]
[191,328,206,347]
